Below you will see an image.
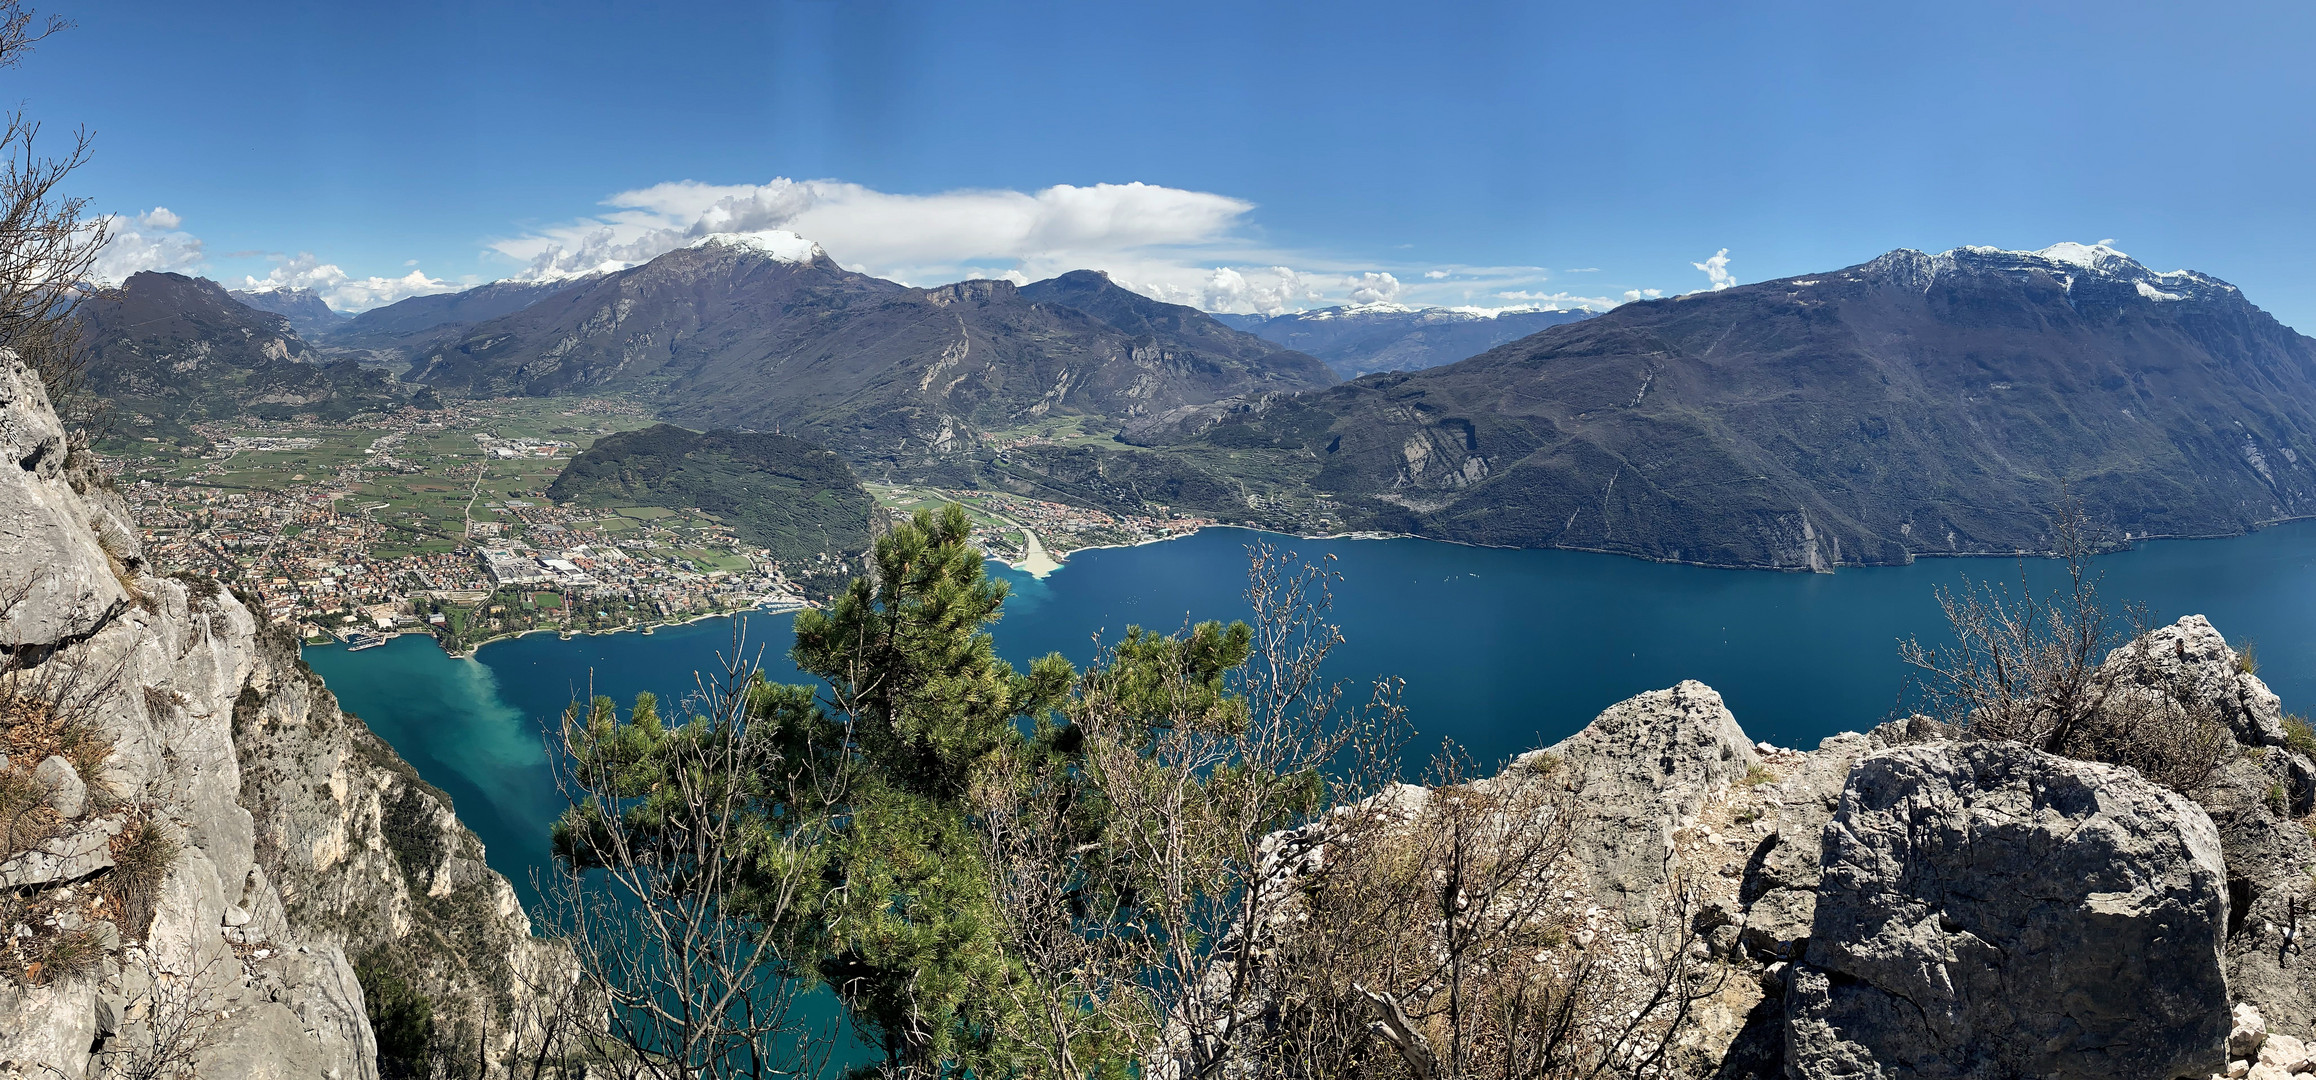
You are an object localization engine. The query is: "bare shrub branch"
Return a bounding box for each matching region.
[542,625,840,1079]
[1900,502,2235,792]
[0,2,105,420]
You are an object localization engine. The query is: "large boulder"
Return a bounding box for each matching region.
[1530,679,1758,912]
[2102,614,2290,750]
[1787,740,2230,1079]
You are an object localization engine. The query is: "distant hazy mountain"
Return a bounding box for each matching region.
[328,278,586,352]
[228,286,346,337]
[1218,304,1596,377]
[546,423,874,595]
[1145,243,2316,568]
[78,273,404,441]
[414,235,1335,461]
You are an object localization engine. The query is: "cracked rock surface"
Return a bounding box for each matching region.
[1787,740,2231,1080]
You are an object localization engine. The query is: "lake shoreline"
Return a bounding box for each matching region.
[1043,512,2316,576]
[344,602,813,661]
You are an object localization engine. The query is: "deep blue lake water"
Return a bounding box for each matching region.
[303,520,2316,947]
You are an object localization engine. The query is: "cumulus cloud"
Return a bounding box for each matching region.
[1692,248,1734,291]
[1176,266,1327,314]
[240,251,463,311]
[87,207,461,311]
[1344,272,1402,305]
[492,178,1259,288]
[1623,288,1664,302]
[89,208,204,282]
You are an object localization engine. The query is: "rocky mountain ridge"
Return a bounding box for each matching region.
[228,287,347,339]
[0,350,569,1077]
[407,246,1335,464]
[75,273,411,444]
[1151,242,2316,568]
[325,278,591,356]
[1219,302,1595,377]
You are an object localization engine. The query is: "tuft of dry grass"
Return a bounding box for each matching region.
[20,925,104,986]
[0,891,108,988]
[2286,714,2316,759]
[0,764,56,856]
[106,816,179,942]
[1,692,116,812]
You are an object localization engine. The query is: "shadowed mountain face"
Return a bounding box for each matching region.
[1222,304,1596,377]
[77,272,403,441]
[413,240,1334,462]
[229,286,346,337]
[1164,244,2316,569]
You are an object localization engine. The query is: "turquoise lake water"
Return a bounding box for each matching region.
[303,522,2316,920]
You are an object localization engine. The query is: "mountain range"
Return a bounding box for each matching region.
[1217,304,1594,377]
[326,277,587,354]
[78,272,406,441]
[229,286,346,337]
[406,234,1336,464]
[1138,243,2316,568]
[76,239,2316,572]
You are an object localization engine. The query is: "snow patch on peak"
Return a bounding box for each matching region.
[2032,241,2136,272]
[2136,280,2187,302]
[1304,302,1422,320]
[685,230,822,263]
[1296,302,1561,323]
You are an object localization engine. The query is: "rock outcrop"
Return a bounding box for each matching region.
[1787,741,2231,1079]
[0,350,571,1078]
[1168,610,2314,1079]
[1530,679,1758,914]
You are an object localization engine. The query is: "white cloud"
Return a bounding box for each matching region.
[87,208,461,311]
[492,178,1259,289]
[1692,248,1735,291]
[84,176,1671,318]
[1345,272,1402,305]
[491,177,1582,316]
[1623,288,1663,302]
[1496,290,1620,312]
[1172,266,1328,314]
[240,252,464,311]
[89,209,204,282]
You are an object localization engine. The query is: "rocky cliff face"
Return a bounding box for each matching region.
[0,351,570,1078]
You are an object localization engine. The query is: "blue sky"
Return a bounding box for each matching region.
[25,0,2316,325]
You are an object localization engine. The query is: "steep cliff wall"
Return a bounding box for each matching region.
[0,350,570,1078]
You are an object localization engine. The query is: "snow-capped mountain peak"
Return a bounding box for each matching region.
[684,229,823,263]
[1863,242,2237,303]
